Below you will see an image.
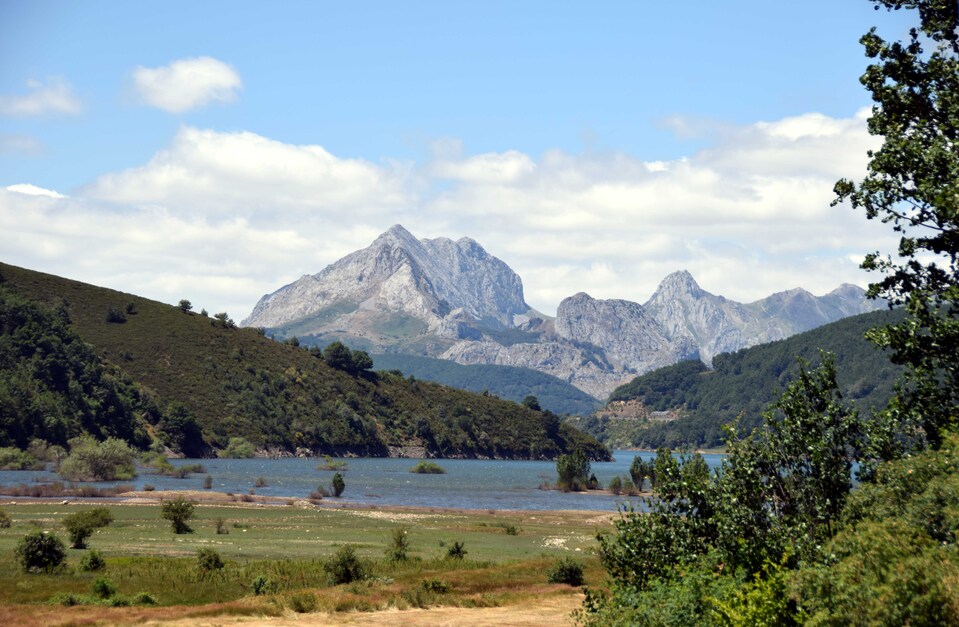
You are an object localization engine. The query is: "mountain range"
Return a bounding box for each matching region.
[243,225,883,400]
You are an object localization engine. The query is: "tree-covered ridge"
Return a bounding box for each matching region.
[0,284,153,450]
[581,308,905,449]
[0,262,607,460]
[371,353,601,416]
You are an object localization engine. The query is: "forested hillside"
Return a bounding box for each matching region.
[572,308,905,449]
[0,262,608,461]
[371,353,601,416]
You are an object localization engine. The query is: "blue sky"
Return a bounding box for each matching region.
[0,1,913,317]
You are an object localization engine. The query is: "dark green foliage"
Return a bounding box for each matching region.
[556,449,591,491]
[547,557,584,586]
[833,0,959,450]
[596,309,904,448]
[196,548,224,572]
[445,541,467,560]
[372,352,601,416]
[288,591,317,613]
[91,577,116,599]
[0,446,41,470]
[522,395,541,411]
[323,545,367,585]
[62,507,113,549]
[0,262,608,461]
[251,575,278,595]
[78,549,105,571]
[0,509,10,528]
[161,496,195,534]
[105,307,126,323]
[15,530,66,573]
[331,472,345,497]
[322,341,373,376]
[177,299,192,313]
[0,285,153,450]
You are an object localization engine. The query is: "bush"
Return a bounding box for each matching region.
[214,517,229,534]
[556,450,590,491]
[203,474,213,489]
[0,509,11,528]
[15,531,66,573]
[59,436,138,481]
[410,461,445,474]
[387,527,410,562]
[161,496,195,534]
[79,549,106,571]
[252,575,278,595]
[254,476,268,488]
[92,577,116,599]
[446,541,467,560]
[421,578,449,593]
[221,436,255,458]
[324,545,368,585]
[0,446,41,470]
[62,508,113,549]
[547,557,585,586]
[288,591,317,613]
[196,548,224,572]
[608,476,623,495]
[331,472,345,497]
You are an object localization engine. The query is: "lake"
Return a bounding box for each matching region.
[0,451,725,512]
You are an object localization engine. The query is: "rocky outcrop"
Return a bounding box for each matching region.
[243,227,883,401]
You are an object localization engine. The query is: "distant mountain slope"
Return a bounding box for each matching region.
[245,226,883,399]
[370,353,602,416]
[569,308,905,449]
[0,262,608,460]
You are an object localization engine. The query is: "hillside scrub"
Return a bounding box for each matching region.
[0,262,608,462]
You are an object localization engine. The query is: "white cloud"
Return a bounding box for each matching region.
[1,110,901,318]
[132,57,242,113]
[5,183,66,198]
[0,78,81,116]
[0,134,44,155]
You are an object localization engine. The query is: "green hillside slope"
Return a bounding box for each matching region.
[371,353,601,416]
[0,262,608,461]
[570,308,905,449]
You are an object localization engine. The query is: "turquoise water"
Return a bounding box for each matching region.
[0,451,725,512]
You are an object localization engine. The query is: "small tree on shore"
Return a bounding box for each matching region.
[556,450,591,491]
[15,531,66,573]
[161,496,195,534]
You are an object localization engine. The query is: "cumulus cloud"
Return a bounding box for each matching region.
[1,110,900,318]
[132,57,242,113]
[0,78,81,116]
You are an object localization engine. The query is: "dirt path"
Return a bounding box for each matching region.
[145,595,582,626]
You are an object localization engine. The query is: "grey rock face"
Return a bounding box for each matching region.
[242,228,882,401]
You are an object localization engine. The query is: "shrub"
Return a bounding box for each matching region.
[608,476,623,495]
[331,472,345,497]
[556,450,590,491]
[446,541,467,560]
[288,591,317,613]
[547,557,585,586]
[221,437,255,458]
[161,496,195,534]
[324,545,368,585]
[203,474,213,489]
[79,549,106,571]
[387,527,410,562]
[105,307,126,323]
[132,592,157,605]
[410,461,445,474]
[421,578,449,593]
[0,446,41,470]
[196,548,224,572]
[62,508,113,549]
[0,509,11,528]
[254,476,268,488]
[92,577,116,599]
[59,436,137,481]
[252,575,278,595]
[15,531,66,573]
[143,484,155,491]
[214,517,229,534]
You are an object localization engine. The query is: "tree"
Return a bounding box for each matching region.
[331,472,345,497]
[556,449,591,491]
[15,531,66,573]
[59,436,137,481]
[833,0,959,449]
[522,395,541,411]
[159,403,206,457]
[161,496,196,534]
[62,508,113,549]
[213,312,236,329]
[177,299,193,313]
[322,341,355,372]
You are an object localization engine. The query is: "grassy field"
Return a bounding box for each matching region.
[0,498,612,625]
